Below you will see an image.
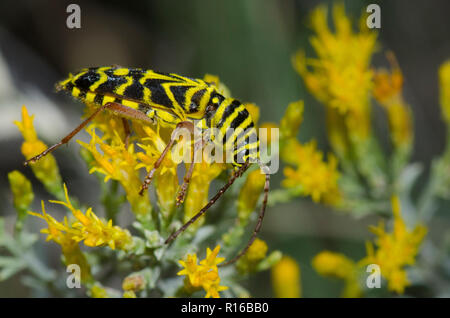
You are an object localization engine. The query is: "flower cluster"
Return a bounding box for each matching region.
[277,99,341,205]
[29,184,133,251]
[282,139,340,204]
[177,245,228,298]
[361,196,427,293]
[293,4,377,140]
[289,3,417,215]
[8,4,444,299]
[10,68,282,298]
[14,106,64,199]
[313,196,426,295]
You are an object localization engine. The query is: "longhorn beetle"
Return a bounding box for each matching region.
[24,66,270,265]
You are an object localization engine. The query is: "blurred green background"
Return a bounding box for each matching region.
[1,0,450,297]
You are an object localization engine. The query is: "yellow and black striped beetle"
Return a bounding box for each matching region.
[25,66,270,265]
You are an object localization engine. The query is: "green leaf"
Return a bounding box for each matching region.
[0,259,26,281]
[144,230,163,248]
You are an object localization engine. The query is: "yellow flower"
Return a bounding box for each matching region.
[122,274,145,292]
[83,102,130,143]
[28,200,93,283]
[8,170,34,232]
[360,196,427,294]
[177,245,228,298]
[244,238,268,262]
[237,170,266,224]
[63,242,93,284]
[245,103,260,126]
[282,139,341,205]
[383,102,413,149]
[271,256,301,298]
[183,159,225,232]
[293,4,377,140]
[8,170,34,211]
[373,53,413,148]
[199,245,226,268]
[90,284,109,298]
[280,100,304,141]
[439,60,450,124]
[123,291,137,298]
[312,250,361,297]
[373,53,404,103]
[78,127,152,217]
[312,251,355,279]
[30,184,133,251]
[236,238,268,273]
[136,125,180,219]
[325,107,350,159]
[14,106,63,198]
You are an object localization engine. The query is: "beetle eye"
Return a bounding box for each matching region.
[189,102,198,112]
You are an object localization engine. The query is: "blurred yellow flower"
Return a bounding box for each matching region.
[123,291,137,298]
[360,196,427,293]
[14,105,63,198]
[245,103,260,126]
[178,245,228,298]
[313,250,355,279]
[90,284,109,298]
[236,238,268,273]
[237,169,266,224]
[325,107,350,159]
[373,54,413,148]
[293,4,377,139]
[244,238,268,262]
[8,171,34,211]
[8,170,34,231]
[271,255,301,298]
[439,60,450,123]
[312,250,361,297]
[280,100,304,140]
[282,139,341,205]
[122,274,145,292]
[373,54,404,103]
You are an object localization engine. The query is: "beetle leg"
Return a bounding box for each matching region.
[139,121,194,196]
[121,118,132,149]
[175,138,203,205]
[165,162,251,244]
[24,102,155,166]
